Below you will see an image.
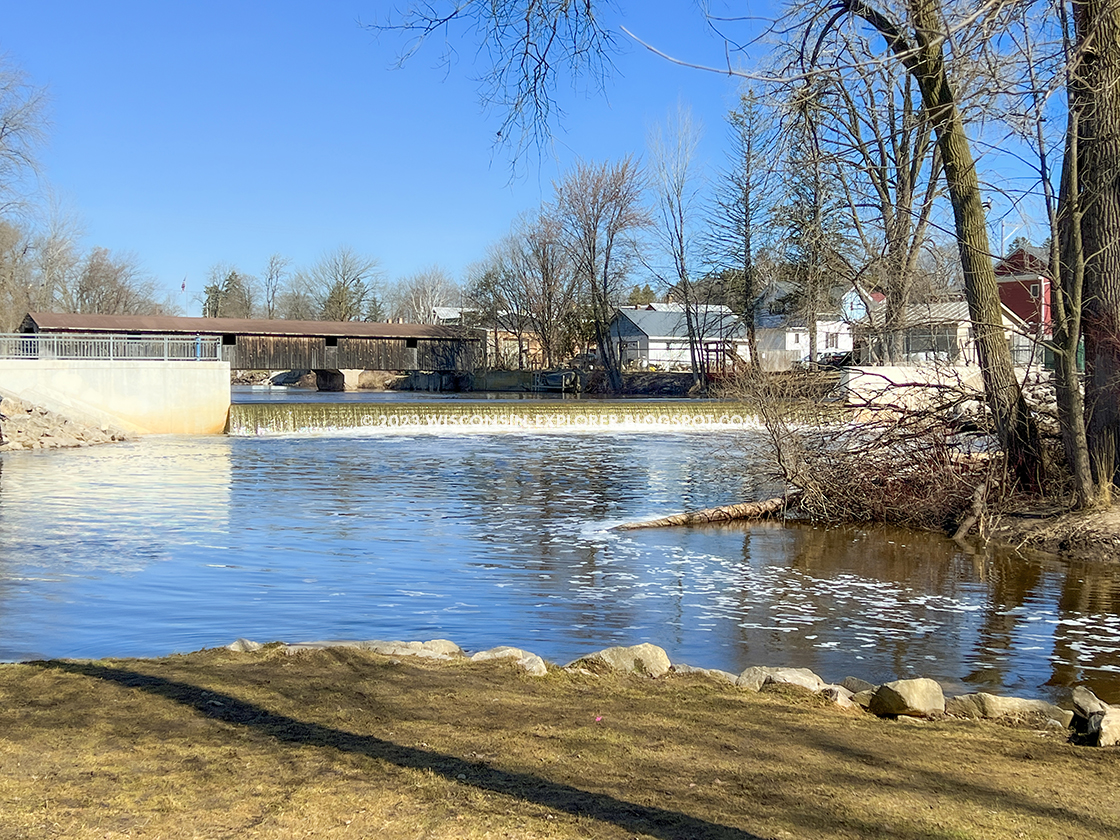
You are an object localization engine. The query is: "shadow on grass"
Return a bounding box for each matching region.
[36,659,763,840]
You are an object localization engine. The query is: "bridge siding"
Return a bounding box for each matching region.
[226,335,479,371]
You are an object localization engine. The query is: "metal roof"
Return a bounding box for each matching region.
[615,307,748,340]
[854,300,1027,330]
[22,312,480,341]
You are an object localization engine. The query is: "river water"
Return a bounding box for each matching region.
[1,390,1118,705]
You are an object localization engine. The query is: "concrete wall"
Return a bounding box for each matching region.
[0,359,231,434]
[840,365,986,410]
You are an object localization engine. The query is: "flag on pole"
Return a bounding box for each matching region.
[181,277,187,292]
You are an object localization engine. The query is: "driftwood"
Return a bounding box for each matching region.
[614,492,803,531]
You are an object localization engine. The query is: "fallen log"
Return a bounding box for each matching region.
[614,492,803,531]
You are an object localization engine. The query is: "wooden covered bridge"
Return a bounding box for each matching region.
[21,312,484,375]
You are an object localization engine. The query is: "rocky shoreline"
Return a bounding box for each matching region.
[224,636,1120,748]
[0,395,131,451]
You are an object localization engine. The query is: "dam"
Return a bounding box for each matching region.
[226,398,763,436]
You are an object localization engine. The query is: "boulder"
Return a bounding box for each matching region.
[470,646,548,677]
[284,639,463,660]
[1100,708,1120,747]
[841,676,876,694]
[869,678,945,718]
[672,664,737,684]
[226,638,263,652]
[574,643,671,677]
[946,692,1073,728]
[363,639,463,659]
[852,689,876,710]
[820,685,856,708]
[735,666,824,693]
[1072,686,1110,718]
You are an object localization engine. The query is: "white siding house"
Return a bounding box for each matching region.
[609,304,750,370]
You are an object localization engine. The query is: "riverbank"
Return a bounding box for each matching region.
[0,395,130,451]
[1,643,1116,840]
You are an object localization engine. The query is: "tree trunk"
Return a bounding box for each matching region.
[843,0,1045,489]
[614,492,802,530]
[1070,0,1120,492]
[1056,65,1097,507]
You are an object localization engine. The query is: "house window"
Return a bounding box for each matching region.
[792,333,800,345]
[325,336,338,347]
[1030,283,1040,298]
[406,338,418,349]
[826,333,839,349]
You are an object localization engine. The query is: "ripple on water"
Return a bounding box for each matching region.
[0,431,1118,702]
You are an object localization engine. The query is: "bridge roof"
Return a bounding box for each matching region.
[23,312,479,341]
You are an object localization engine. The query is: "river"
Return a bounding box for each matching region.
[1,388,1118,704]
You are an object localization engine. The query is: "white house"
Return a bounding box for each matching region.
[852,300,1037,367]
[609,304,750,371]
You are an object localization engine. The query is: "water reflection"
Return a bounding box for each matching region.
[0,431,1117,704]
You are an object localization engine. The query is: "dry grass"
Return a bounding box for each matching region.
[1,646,1117,839]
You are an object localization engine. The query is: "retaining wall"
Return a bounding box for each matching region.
[0,359,231,434]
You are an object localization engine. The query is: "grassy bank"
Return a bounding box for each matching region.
[1,646,1117,839]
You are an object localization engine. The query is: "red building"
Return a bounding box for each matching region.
[994,245,1051,332]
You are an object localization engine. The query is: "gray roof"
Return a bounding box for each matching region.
[854,300,1026,330]
[23,312,478,341]
[614,307,747,340]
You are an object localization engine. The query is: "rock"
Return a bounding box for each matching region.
[284,639,463,660]
[226,638,263,652]
[869,678,946,718]
[946,693,1073,728]
[735,666,824,693]
[945,694,984,718]
[362,639,463,659]
[841,676,876,694]
[470,646,548,677]
[852,689,876,710]
[672,664,737,684]
[1100,708,1120,747]
[1072,686,1110,718]
[574,643,671,677]
[820,685,856,708]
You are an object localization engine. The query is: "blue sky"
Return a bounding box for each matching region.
[2,1,777,314]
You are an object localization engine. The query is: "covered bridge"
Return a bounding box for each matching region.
[21,312,484,372]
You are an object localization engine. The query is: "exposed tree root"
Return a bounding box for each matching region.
[614,492,803,531]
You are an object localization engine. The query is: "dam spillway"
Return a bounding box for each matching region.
[226,399,762,436]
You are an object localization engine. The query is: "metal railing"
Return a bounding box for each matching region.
[0,333,223,361]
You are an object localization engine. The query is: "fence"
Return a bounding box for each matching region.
[0,333,223,361]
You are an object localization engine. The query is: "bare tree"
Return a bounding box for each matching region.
[275,270,319,321]
[553,157,648,392]
[386,265,459,323]
[647,103,711,387]
[0,218,33,330]
[802,22,943,363]
[72,247,166,316]
[32,200,83,314]
[772,80,853,365]
[0,57,48,217]
[811,0,1045,489]
[465,248,530,368]
[374,1,616,161]
[706,90,779,369]
[261,253,290,320]
[310,246,382,322]
[512,211,581,367]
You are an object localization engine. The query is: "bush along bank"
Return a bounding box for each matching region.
[224,637,1120,748]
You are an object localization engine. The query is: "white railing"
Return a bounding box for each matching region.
[0,333,223,361]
